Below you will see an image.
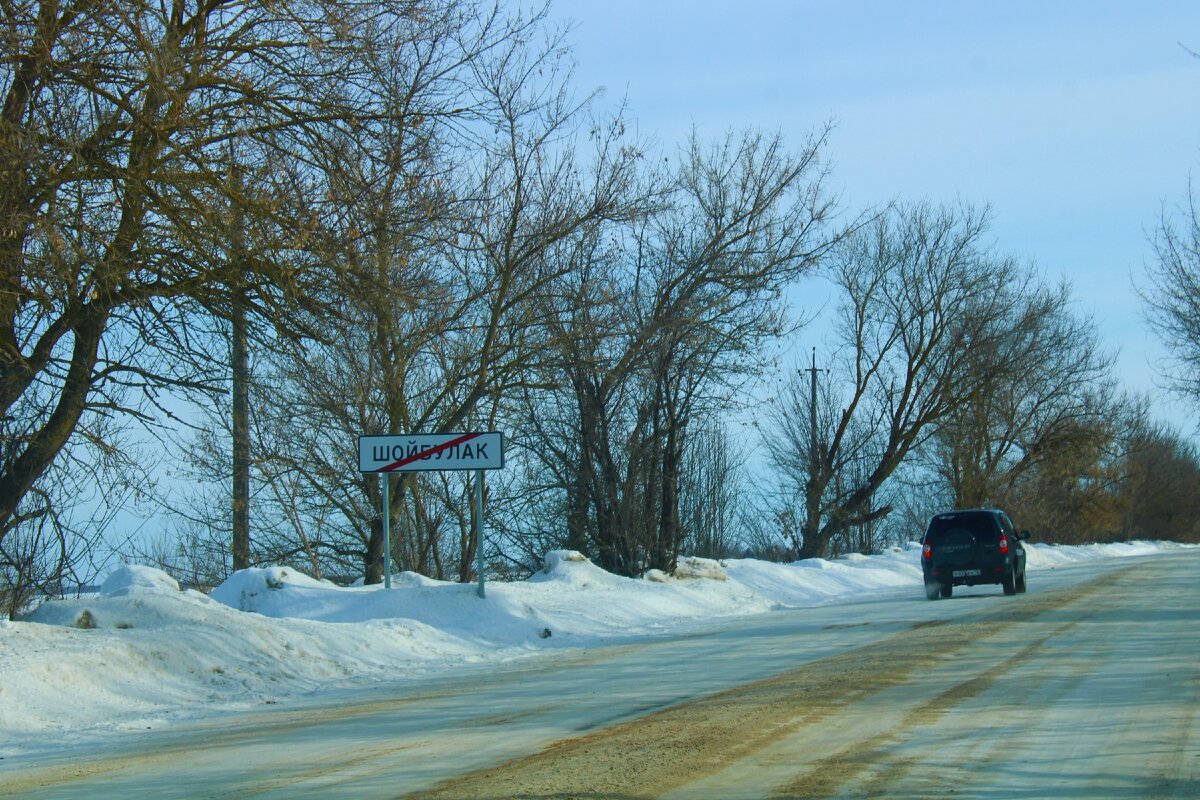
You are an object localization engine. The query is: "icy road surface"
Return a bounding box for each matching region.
[4,551,1198,799]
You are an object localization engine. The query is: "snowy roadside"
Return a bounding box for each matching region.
[0,540,1191,757]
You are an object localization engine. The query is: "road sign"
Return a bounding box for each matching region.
[358,432,504,473]
[359,431,503,596]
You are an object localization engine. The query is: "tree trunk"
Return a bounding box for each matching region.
[798,471,827,560]
[364,515,385,585]
[0,308,107,538]
[654,426,682,573]
[566,465,590,552]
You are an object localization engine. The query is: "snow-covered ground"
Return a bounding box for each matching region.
[0,540,1188,758]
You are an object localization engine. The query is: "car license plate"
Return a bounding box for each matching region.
[952,569,981,578]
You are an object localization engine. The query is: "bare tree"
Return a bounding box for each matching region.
[1119,421,1200,543]
[1142,184,1200,413]
[127,515,233,593]
[1002,412,1130,544]
[0,2,414,589]
[765,202,1071,559]
[679,423,744,560]
[527,128,838,576]
[762,352,885,558]
[926,282,1123,511]
[226,2,649,584]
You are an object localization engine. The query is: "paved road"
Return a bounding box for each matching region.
[4,552,1198,799]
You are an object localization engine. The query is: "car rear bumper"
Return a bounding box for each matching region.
[924,561,1011,586]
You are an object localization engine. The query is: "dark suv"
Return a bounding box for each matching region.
[921,509,1029,599]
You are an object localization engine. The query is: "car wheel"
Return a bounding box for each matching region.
[940,583,953,598]
[1002,565,1017,595]
[1017,567,1027,594]
[925,581,942,600]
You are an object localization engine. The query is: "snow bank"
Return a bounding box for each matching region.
[2,540,1192,756]
[724,543,924,607]
[1023,540,1190,569]
[4,566,483,753]
[100,564,181,596]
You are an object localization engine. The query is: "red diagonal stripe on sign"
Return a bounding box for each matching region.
[379,432,483,473]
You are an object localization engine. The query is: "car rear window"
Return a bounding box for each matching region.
[926,512,998,541]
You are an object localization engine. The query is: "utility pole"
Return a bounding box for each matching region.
[800,348,825,558]
[803,347,824,484]
[229,154,250,572]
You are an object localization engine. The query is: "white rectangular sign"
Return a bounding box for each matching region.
[358,432,504,473]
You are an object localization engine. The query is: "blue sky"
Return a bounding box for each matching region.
[550,0,1200,430]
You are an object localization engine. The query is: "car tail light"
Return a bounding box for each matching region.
[998,533,1009,555]
[922,541,932,559]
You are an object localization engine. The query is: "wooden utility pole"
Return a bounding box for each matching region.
[806,348,821,484]
[800,348,825,557]
[230,158,250,571]
[806,347,825,491]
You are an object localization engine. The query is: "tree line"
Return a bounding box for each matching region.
[2,1,1198,614]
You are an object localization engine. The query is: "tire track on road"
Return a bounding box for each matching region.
[406,570,1117,800]
[770,612,1098,799]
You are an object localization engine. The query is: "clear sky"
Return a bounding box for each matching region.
[549,0,1200,431]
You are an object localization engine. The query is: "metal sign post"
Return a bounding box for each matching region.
[475,469,485,598]
[380,473,391,589]
[358,432,504,596]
